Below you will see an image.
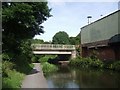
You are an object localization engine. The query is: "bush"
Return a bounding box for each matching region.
[69,57,103,68]
[112,61,120,71]
[39,56,49,63]
[103,60,120,71]
[2,70,25,88]
[2,60,34,88]
[42,62,58,74]
[2,53,14,61]
[31,56,38,63]
[13,54,34,74]
[69,57,120,71]
[103,60,114,69]
[89,58,103,68]
[0,55,1,74]
[2,61,15,77]
[0,63,1,74]
[39,55,57,63]
[15,62,34,75]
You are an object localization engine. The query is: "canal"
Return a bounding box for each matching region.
[44,66,120,88]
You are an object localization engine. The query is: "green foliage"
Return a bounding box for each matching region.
[0,55,1,75]
[2,60,34,88]
[14,54,34,74]
[90,50,99,59]
[69,56,120,71]
[39,56,49,63]
[102,61,114,69]
[69,33,81,45]
[31,56,38,63]
[69,37,76,45]
[89,58,103,68]
[30,39,44,44]
[2,61,15,77]
[2,53,14,61]
[19,40,33,62]
[2,2,51,88]
[102,60,120,71]
[39,55,57,63]
[2,70,25,88]
[69,57,103,68]
[112,61,120,71]
[2,2,51,57]
[52,31,70,44]
[41,62,58,74]
[76,45,80,56]
[40,55,58,74]
[76,33,81,44]
[0,63,1,74]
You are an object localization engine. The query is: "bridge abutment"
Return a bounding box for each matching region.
[71,50,77,59]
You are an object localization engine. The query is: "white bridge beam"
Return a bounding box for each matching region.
[33,51,72,54]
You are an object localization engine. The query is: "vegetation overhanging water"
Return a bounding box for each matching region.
[44,65,120,88]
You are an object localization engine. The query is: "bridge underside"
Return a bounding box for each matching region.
[33,51,72,55]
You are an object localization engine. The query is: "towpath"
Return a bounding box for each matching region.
[21,63,48,88]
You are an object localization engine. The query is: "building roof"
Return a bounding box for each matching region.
[81,10,120,29]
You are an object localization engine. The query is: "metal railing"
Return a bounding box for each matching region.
[31,44,75,50]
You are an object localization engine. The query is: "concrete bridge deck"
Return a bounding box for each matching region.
[32,44,76,59]
[31,44,75,50]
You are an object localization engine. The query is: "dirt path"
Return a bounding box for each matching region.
[21,63,48,88]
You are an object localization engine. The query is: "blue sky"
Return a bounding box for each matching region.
[34,1,119,42]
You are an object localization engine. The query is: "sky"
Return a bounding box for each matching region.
[34,0,119,42]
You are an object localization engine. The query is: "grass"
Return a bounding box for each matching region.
[2,70,25,89]
[41,62,58,74]
[38,55,59,74]
[2,60,34,89]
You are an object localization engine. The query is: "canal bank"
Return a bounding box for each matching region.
[21,63,48,88]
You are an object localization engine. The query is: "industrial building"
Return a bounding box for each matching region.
[81,10,120,61]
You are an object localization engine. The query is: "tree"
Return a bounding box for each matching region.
[52,31,70,44]
[69,33,81,45]
[2,2,51,59]
[76,32,81,44]
[31,39,44,44]
[69,37,76,45]
[69,33,81,56]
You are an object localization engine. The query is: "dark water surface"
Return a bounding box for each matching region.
[45,66,120,88]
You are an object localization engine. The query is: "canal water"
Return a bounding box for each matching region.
[45,66,120,88]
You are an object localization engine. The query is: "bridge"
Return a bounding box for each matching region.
[31,44,76,59]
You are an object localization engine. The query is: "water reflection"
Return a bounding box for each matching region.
[45,66,120,88]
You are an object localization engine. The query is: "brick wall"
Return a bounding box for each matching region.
[81,46,117,61]
[97,47,115,61]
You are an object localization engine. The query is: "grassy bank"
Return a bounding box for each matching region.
[38,55,58,75]
[41,62,58,74]
[69,56,120,71]
[2,55,34,89]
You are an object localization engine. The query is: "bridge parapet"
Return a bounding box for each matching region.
[31,44,75,50]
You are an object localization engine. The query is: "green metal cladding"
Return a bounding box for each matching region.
[81,10,120,44]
